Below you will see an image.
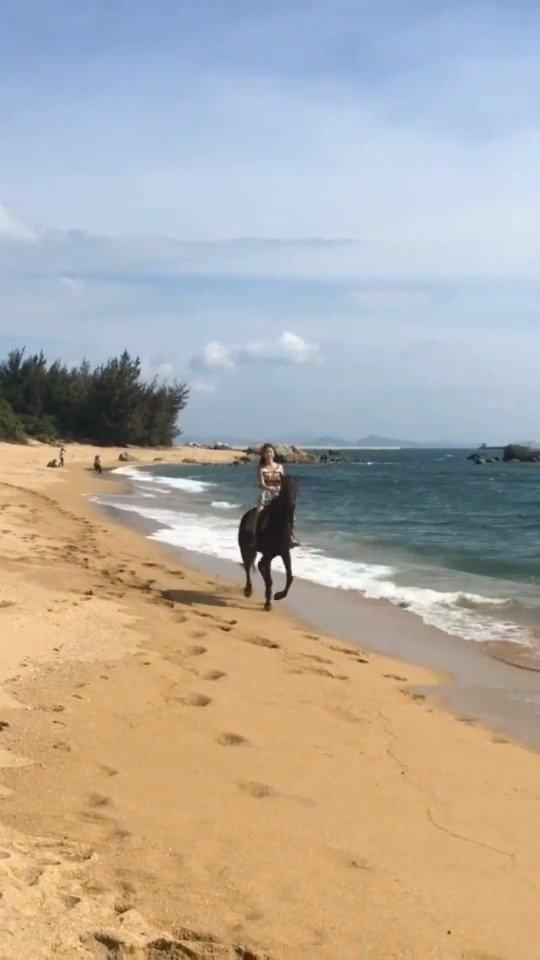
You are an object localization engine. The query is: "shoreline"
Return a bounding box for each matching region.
[99,461,540,750]
[0,441,538,958]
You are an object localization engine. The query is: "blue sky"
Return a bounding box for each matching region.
[1,0,539,441]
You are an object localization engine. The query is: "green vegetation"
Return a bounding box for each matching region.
[0,349,189,446]
[0,396,26,442]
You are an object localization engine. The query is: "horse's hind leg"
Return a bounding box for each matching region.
[274,549,293,601]
[258,555,272,611]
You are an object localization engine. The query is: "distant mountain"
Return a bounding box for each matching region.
[182,432,478,449]
[354,435,481,448]
[355,434,412,448]
[299,434,476,449]
[298,435,351,447]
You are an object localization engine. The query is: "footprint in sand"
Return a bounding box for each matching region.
[401,690,426,702]
[88,792,111,808]
[201,669,226,681]
[302,653,333,665]
[308,665,349,681]
[109,827,132,842]
[327,847,372,872]
[244,636,279,650]
[185,645,207,657]
[328,706,364,725]
[383,673,408,682]
[326,643,357,655]
[461,952,507,960]
[237,780,275,799]
[184,693,212,707]
[244,907,264,922]
[60,893,81,910]
[216,732,249,746]
[189,630,206,639]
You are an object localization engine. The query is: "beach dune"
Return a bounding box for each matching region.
[0,441,538,959]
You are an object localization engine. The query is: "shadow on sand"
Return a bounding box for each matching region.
[161,588,231,608]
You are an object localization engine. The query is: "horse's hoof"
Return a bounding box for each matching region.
[264,602,272,612]
[274,590,286,601]
[244,586,252,598]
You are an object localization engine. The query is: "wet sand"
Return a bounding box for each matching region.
[0,441,538,959]
[101,483,540,750]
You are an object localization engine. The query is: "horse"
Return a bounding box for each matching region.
[238,475,298,611]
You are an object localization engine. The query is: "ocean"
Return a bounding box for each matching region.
[97,449,540,654]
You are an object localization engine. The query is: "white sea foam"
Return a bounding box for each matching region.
[212,500,240,510]
[94,494,532,647]
[114,465,215,494]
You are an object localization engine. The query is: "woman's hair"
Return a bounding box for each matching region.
[259,442,275,466]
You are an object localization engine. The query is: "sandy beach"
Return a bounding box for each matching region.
[0,441,538,959]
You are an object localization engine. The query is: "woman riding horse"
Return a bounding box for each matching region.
[238,443,299,610]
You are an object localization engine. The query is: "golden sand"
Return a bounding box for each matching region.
[0,441,537,959]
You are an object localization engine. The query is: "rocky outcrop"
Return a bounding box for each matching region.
[244,444,317,464]
[241,445,350,464]
[503,444,540,463]
[319,449,348,463]
[467,453,500,464]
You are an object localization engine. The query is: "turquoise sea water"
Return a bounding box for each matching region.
[98,449,540,650]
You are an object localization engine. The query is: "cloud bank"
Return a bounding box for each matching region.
[192,332,321,371]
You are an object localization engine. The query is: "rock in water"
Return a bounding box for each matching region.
[503,444,540,462]
[245,444,316,464]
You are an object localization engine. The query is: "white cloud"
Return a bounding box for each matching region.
[60,275,85,293]
[351,290,433,312]
[0,203,37,241]
[191,331,321,370]
[192,341,236,370]
[191,380,217,395]
[0,222,536,287]
[140,358,175,382]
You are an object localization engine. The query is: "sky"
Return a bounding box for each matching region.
[0,0,539,443]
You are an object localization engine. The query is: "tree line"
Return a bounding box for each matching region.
[0,348,189,446]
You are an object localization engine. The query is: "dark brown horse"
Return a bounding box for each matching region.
[238,475,298,611]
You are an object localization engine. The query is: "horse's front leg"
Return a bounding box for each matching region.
[241,545,256,597]
[258,555,272,611]
[243,562,253,598]
[274,549,293,601]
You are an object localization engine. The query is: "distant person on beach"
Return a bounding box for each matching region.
[93,455,102,474]
[47,458,58,468]
[59,447,65,467]
[256,443,298,546]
